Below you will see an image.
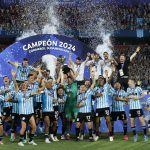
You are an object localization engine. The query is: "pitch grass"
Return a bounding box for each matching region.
[1,133,150,150]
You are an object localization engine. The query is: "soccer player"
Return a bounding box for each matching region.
[64,76,78,139]
[0,76,14,136]
[126,79,148,142]
[40,78,58,143]
[12,71,37,146]
[0,95,5,145]
[8,58,36,83]
[57,86,67,140]
[76,78,95,141]
[93,75,114,142]
[144,97,150,134]
[68,53,90,85]
[111,82,128,140]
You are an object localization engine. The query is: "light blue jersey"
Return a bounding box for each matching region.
[77,89,93,113]
[0,95,4,116]
[0,81,15,108]
[111,89,126,112]
[145,97,150,119]
[127,87,143,110]
[16,63,34,81]
[11,91,19,114]
[93,83,113,109]
[42,87,57,112]
[15,90,34,115]
[28,81,42,103]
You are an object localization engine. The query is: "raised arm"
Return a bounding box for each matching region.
[11,70,19,92]
[8,61,19,68]
[130,46,141,62]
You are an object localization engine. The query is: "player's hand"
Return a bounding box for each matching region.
[91,53,95,59]
[11,70,16,78]
[87,52,91,57]
[96,93,103,97]
[136,46,141,53]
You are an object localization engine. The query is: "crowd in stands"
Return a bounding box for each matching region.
[0,2,150,34]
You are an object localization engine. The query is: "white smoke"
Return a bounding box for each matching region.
[16,2,59,41]
[42,54,57,79]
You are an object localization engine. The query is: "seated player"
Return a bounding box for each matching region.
[12,71,37,146]
[93,75,114,142]
[111,82,128,140]
[76,78,95,141]
[126,79,148,142]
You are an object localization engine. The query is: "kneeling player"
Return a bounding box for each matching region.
[111,82,128,140]
[127,79,148,142]
[76,80,95,141]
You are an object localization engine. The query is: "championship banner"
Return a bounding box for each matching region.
[0,34,93,84]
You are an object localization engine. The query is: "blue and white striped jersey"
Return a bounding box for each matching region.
[15,90,34,115]
[0,81,15,108]
[58,94,67,113]
[146,97,150,119]
[111,89,126,112]
[0,95,4,116]
[42,87,57,112]
[127,87,143,110]
[93,83,113,109]
[77,89,93,113]
[28,81,42,103]
[16,63,34,81]
[11,91,19,114]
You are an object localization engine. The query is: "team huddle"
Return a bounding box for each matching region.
[0,48,150,147]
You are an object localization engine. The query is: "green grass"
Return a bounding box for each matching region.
[1,133,150,150]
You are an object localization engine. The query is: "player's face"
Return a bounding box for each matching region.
[46,80,53,88]
[46,71,50,77]
[76,59,81,65]
[98,78,105,86]
[20,82,27,91]
[23,60,28,67]
[80,85,86,93]
[3,76,9,85]
[68,78,73,85]
[95,54,99,61]
[114,82,121,89]
[58,88,64,96]
[85,80,91,88]
[31,71,38,79]
[103,52,109,60]
[120,55,126,63]
[128,80,135,88]
[28,75,34,84]
[64,74,68,80]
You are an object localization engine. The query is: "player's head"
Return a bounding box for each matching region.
[63,73,68,81]
[20,81,28,91]
[31,71,38,79]
[85,79,91,88]
[3,76,10,85]
[28,74,34,84]
[97,75,105,86]
[103,52,109,60]
[46,78,53,89]
[80,84,87,93]
[95,53,100,61]
[119,54,126,63]
[46,69,50,77]
[22,58,29,67]
[67,76,73,85]
[128,79,136,88]
[57,86,64,96]
[114,82,121,90]
[76,57,81,65]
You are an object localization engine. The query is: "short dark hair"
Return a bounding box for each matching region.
[67,76,72,79]
[120,53,126,57]
[103,51,108,54]
[57,85,64,91]
[28,74,34,78]
[23,58,29,61]
[76,57,81,61]
[3,75,8,79]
